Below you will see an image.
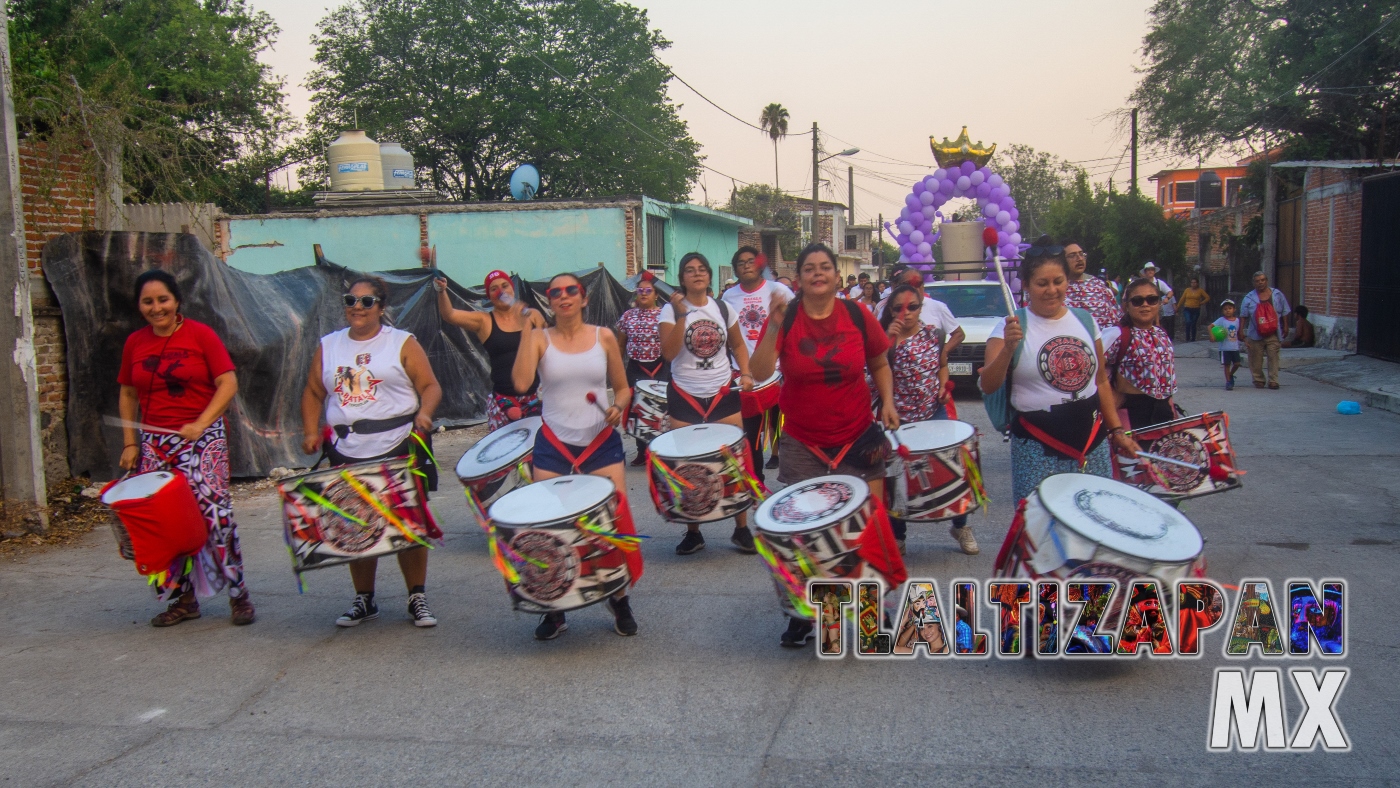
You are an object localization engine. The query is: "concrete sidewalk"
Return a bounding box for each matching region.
[1177,339,1400,413]
[2,354,1397,786]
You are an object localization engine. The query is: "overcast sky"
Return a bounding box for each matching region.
[248,0,1223,221]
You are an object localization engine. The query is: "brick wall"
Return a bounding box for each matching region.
[1183,202,1260,275]
[1300,167,1363,351]
[17,140,99,273]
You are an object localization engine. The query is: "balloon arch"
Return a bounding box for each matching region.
[883,128,1028,289]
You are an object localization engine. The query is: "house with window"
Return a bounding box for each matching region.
[796,199,871,280]
[1150,165,1250,219]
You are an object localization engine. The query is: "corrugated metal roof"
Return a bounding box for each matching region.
[1272,160,1400,169]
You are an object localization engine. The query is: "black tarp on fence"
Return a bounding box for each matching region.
[42,231,642,480]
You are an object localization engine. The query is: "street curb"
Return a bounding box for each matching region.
[1367,387,1400,415]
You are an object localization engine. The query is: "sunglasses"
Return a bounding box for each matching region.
[547,284,582,300]
[890,302,921,314]
[343,295,381,309]
[1128,295,1162,307]
[1026,244,1065,258]
[635,287,654,295]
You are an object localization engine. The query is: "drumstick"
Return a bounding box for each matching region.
[991,254,1016,318]
[102,415,181,435]
[585,392,611,416]
[886,429,913,460]
[1135,451,1205,472]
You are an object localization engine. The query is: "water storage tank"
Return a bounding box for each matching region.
[380,142,415,189]
[327,130,383,192]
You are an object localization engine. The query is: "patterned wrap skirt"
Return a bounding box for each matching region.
[1009,434,1113,504]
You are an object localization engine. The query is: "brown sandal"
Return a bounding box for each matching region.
[230,595,256,626]
[151,595,201,627]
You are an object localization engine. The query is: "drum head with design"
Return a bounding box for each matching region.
[891,420,975,452]
[1036,474,1202,562]
[648,423,745,459]
[636,380,669,400]
[456,417,541,480]
[489,474,615,526]
[756,474,869,535]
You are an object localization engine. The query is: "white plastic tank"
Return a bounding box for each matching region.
[327,130,383,192]
[379,142,415,189]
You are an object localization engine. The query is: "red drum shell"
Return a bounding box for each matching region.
[101,471,208,576]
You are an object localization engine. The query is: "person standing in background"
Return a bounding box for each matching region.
[721,247,793,483]
[1062,241,1122,330]
[1240,271,1291,389]
[1141,263,1176,340]
[1179,277,1211,342]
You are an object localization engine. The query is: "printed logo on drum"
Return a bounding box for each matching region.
[334,354,382,406]
[1037,335,1094,395]
[685,319,725,369]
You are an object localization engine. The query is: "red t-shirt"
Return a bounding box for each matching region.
[118,318,235,431]
[764,300,889,447]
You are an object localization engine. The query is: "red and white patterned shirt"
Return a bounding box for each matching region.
[1105,325,1177,399]
[614,307,662,363]
[869,325,945,422]
[1066,277,1123,329]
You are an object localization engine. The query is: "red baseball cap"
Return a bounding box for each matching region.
[483,270,511,291]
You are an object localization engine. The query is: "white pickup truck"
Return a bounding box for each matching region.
[925,280,1015,386]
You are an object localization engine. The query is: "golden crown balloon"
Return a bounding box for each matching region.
[931,127,997,169]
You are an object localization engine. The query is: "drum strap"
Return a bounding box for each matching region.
[636,360,665,379]
[796,437,857,473]
[674,382,732,423]
[541,423,614,474]
[1017,413,1103,469]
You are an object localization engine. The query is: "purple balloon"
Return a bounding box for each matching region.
[998,231,1010,245]
[988,173,1004,188]
[960,161,976,176]
[996,210,1011,225]
[1010,208,1019,220]
[1010,276,1022,293]
[1009,233,1022,246]
[976,182,992,198]
[982,203,998,218]
[909,230,924,245]
[931,193,948,207]
[921,205,937,219]
[1000,243,1017,258]
[933,168,947,181]
[912,180,926,195]
[901,242,916,255]
[1007,220,1019,234]
[939,179,955,195]
[992,185,1010,201]
[905,194,921,210]
[924,175,939,190]
[956,175,971,192]
[969,171,985,187]
[919,190,934,206]
[917,241,932,256]
[898,221,914,235]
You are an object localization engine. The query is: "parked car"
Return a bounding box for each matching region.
[925,281,1014,387]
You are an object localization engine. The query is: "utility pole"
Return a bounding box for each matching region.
[0,3,47,532]
[810,122,819,246]
[847,165,854,227]
[878,211,884,273]
[1130,108,1139,195]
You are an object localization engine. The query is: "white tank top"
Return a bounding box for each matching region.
[320,325,418,458]
[538,327,608,446]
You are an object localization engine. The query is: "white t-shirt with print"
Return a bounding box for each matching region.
[721,279,794,359]
[659,296,738,397]
[990,309,1102,414]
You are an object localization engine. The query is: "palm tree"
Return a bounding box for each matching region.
[759,103,789,189]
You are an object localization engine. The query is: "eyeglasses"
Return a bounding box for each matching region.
[890,303,921,314]
[1128,295,1162,307]
[1066,251,1087,260]
[1026,244,1064,258]
[635,287,654,295]
[343,295,381,308]
[547,284,582,300]
[736,258,756,266]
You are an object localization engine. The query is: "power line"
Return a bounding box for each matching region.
[651,56,811,138]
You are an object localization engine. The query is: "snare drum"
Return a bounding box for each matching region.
[994,474,1205,638]
[279,457,441,576]
[488,475,635,613]
[1113,411,1242,501]
[647,423,755,523]
[887,420,982,521]
[753,475,905,620]
[627,380,669,442]
[740,370,781,419]
[101,471,208,577]
[455,416,540,508]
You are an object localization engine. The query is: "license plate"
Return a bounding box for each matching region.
[948,362,974,376]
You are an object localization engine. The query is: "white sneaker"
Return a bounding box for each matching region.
[950,525,980,555]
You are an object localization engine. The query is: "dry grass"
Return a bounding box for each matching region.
[0,480,116,560]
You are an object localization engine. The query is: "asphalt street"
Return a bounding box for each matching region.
[2,350,1397,786]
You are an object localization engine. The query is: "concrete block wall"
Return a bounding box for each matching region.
[1183,202,1260,275]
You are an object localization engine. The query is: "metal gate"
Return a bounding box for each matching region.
[1359,174,1400,361]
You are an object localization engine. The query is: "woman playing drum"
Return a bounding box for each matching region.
[613,270,667,465]
[302,277,444,628]
[750,243,899,647]
[659,252,758,556]
[434,269,546,429]
[1103,278,1179,431]
[878,283,977,556]
[118,270,254,627]
[978,239,1141,503]
[513,272,639,640]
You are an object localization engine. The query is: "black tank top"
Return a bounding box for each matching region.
[482,312,535,395]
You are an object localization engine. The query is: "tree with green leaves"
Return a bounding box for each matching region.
[1043,175,1187,280]
[759,103,789,189]
[995,144,1084,238]
[300,0,701,202]
[726,184,800,255]
[1131,0,1400,159]
[10,0,295,212]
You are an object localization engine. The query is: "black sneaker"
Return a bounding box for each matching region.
[608,596,638,636]
[534,611,568,640]
[765,454,780,470]
[336,594,378,627]
[730,525,757,554]
[676,530,706,555]
[780,617,815,648]
[407,592,437,627]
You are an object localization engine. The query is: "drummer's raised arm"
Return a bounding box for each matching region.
[435,277,491,341]
[511,320,545,395]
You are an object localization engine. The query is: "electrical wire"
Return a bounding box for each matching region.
[651,56,811,137]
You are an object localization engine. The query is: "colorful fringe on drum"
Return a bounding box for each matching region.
[719,443,769,501]
[961,446,990,512]
[754,532,816,619]
[463,486,544,585]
